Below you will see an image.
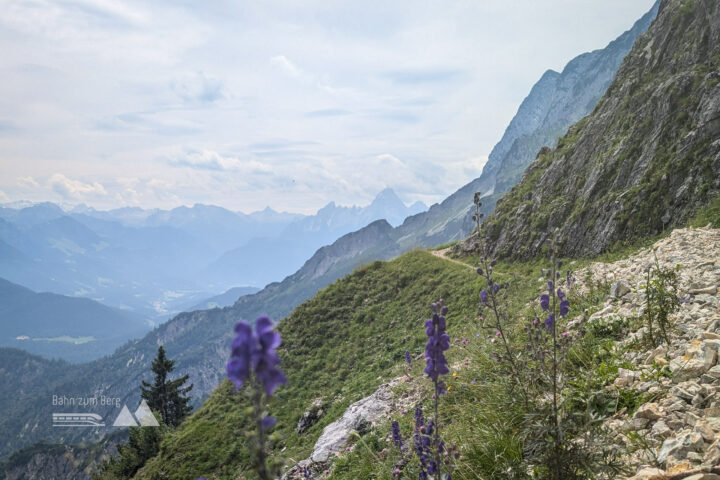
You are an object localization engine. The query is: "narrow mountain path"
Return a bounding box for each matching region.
[430,247,476,271]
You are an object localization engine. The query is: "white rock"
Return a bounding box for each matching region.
[635,403,664,420]
[657,431,704,465]
[310,380,396,462]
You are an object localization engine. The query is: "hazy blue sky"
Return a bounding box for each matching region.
[0,0,656,213]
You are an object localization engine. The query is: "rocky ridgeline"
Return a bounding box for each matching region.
[575,226,720,479]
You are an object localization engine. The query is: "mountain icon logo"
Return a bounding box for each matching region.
[112,400,160,427]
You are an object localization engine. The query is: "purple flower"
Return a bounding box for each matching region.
[493,283,500,294]
[548,280,554,291]
[545,313,555,332]
[414,406,425,428]
[262,416,277,430]
[424,308,450,387]
[559,299,570,318]
[392,420,404,447]
[227,315,287,396]
[540,294,550,311]
[480,290,488,304]
[227,321,253,389]
[405,350,412,367]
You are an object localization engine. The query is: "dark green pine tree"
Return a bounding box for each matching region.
[140,346,193,428]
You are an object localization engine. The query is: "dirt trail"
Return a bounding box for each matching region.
[430,247,476,271]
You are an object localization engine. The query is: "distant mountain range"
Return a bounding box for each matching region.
[0,189,425,321]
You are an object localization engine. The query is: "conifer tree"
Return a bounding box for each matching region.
[140,346,193,427]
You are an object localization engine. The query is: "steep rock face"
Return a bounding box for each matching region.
[482,0,720,259]
[490,0,659,195]
[384,1,659,250]
[1,433,124,480]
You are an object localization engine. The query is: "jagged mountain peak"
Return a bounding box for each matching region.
[367,188,405,211]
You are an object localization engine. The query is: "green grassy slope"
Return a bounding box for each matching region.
[134,251,490,479]
[128,241,632,480]
[130,243,627,480]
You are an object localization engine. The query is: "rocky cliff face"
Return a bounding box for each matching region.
[488,0,660,196]
[363,0,660,254]
[481,0,720,259]
[1,432,124,480]
[399,0,660,249]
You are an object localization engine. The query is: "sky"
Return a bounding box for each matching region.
[0,0,657,214]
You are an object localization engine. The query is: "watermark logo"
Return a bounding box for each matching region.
[112,400,159,427]
[52,399,159,428]
[52,413,105,427]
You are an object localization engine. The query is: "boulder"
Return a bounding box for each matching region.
[610,280,631,298]
[657,432,704,465]
[635,402,664,421]
[297,398,325,435]
[310,381,396,462]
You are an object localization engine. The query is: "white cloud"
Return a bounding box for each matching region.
[171,71,225,105]
[168,149,274,175]
[17,176,40,188]
[48,174,108,200]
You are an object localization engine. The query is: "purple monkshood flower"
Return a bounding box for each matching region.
[414,405,425,428]
[262,415,277,430]
[540,294,550,311]
[545,313,555,332]
[424,305,450,389]
[480,290,488,304]
[392,420,404,447]
[493,283,500,294]
[405,350,412,367]
[227,315,287,396]
[559,299,570,318]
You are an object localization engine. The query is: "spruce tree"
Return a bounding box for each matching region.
[140,346,193,427]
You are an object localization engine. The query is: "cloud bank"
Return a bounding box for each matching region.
[0,0,656,212]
